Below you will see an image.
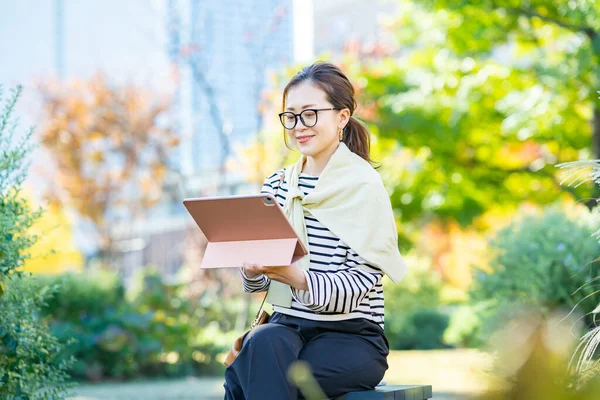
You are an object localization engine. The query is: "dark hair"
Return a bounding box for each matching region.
[282,61,376,165]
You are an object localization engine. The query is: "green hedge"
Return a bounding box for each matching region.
[33,269,241,380]
[456,206,600,346]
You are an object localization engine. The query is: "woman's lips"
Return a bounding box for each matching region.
[297,135,314,144]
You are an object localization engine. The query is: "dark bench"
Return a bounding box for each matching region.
[338,383,433,399]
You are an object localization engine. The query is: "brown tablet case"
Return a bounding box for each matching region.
[183,194,308,269]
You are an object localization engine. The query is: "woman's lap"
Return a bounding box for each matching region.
[227,317,388,399]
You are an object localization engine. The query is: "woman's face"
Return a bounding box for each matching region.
[284,81,349,159]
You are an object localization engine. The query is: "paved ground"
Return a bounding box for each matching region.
[68,378,224,400]
[68,349,490,399]
[68,377,477,400]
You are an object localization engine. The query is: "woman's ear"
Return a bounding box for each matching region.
[339,108,351,129]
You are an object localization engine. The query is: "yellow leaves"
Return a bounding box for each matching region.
[90,151,104,163]
[496,141,543,169]
[152,164,167,181]
[88,131,104,141]
[20,191,83,275]
[140,175,161,204]
[573,102,593,120]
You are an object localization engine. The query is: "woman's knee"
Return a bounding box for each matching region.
[316,359,386,397]
[243,323,302,353]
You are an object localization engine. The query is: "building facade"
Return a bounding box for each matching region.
[0,0,294,281]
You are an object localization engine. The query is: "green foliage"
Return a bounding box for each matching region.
[559,159,600,247]
[443,303,485,348]
[390,309,450,350]
[470,206,600,341]
[42,270,124,320]
[0,86,40,277]
[0,277,75,399]
[558,159,600,375]
[36,269,234,380]
[384,257,450,349]
[421,1,600,57]
[0,85,74,399]
[353,0,599,232]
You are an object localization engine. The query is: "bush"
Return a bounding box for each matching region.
[37,271,182,380]
[443,304,485,348]
[36,268,235,380]
[470,206,600,342]
[40,270,124,320]
[388,309,450,350]
[384,255,450,349]
[0,86,74,398]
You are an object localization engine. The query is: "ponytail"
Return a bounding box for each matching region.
[343,116,378,167]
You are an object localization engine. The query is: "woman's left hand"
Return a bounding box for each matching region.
[244,263,308,290]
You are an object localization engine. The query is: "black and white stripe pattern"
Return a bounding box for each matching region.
[240,169,385,328]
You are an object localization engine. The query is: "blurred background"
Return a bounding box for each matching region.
[1,1,600,399]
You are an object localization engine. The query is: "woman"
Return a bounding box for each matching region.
[224,61,407,399]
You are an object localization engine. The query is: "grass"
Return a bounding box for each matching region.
[68,349,492,400]
[385,349,494,396]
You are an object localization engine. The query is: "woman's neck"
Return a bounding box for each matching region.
[302,142,340,176]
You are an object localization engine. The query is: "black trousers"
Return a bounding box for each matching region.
[224,312,389,400]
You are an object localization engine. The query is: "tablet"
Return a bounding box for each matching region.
[183,193,308,269]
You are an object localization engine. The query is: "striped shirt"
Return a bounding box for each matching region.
[240,169,385,329]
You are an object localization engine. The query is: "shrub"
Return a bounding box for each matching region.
[0,85,74,398]
[443,303,485,348]
[388,308,450,350]
[384,255,450,349]
[470,206,600,342]
[36,268,234,380]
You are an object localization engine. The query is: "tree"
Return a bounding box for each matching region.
[166,2,292,331]
[166,0,290,194]
[423,0,600,159]
[352,0,597,231]
[38,75,178,267]
[0,85,74,399]
[226,69,298,189]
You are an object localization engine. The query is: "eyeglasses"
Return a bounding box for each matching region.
[278,108,339,130]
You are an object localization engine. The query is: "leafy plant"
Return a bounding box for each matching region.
[36,268,235,380]
[0,85,74,398]
[470,206,600,344]
[384,255,450,349]
[558,159,600,375]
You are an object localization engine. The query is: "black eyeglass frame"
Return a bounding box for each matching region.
[278,108,340,130]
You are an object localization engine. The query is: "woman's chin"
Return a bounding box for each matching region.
[298,146,319,157]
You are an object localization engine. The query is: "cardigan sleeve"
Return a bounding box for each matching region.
[290,249,383,314]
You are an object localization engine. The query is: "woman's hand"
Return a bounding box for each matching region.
[241,262,263,279]
[242,262,308,291]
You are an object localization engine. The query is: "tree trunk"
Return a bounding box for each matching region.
[586,102,600,210]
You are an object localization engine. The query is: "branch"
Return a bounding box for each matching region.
[511,6,597,40]
[188,61,231,164]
